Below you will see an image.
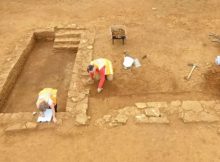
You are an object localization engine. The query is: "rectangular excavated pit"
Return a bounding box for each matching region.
[0,32,78,113]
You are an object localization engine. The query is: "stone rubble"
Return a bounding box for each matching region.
[181,101,203,113]
[118,106,141,116]
[135,114,149,123]
[146,102,168,108]
[179,100,220,123]
[95,99,220,127]
[96,103,170,127]
[103,115,112,122]
[135,103,147,109]
[145,108,161,117]
[182,111,219,123]
[75,113,89,125]
[64,26,95,126]
[148,116,169,124]
[170,100,182,107]
[114,114,128,124]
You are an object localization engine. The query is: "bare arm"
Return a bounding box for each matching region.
[50,104,57,123]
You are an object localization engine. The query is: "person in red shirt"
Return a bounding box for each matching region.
[87,58,113,93]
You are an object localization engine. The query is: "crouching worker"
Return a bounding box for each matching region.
[87,58,113,93]
[36,88,57,123]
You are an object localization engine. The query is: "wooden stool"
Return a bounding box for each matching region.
[111,25,127,45]
[112,35,126,44]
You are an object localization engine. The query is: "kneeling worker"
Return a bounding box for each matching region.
[87,58,113,93]
[36,88,57,123]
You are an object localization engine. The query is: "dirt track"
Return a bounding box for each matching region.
[0,0,220,161]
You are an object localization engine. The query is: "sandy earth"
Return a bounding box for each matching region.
[2,41,75,113]
[0,0,220,161]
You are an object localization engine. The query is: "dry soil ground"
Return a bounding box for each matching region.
[0,0,220,162]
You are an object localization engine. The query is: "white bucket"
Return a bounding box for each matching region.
[123,56,134,69]
[134,58,141,68]
[215,56,220,65]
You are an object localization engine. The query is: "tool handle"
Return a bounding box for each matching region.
[186,66,196,80]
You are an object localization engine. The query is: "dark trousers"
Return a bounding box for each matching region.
[54,104,58,112]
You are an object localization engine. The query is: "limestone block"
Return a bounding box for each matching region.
[87,45,93,50]
[76,103,88,114]
[135,103,147,109]
[80,97,88,104]
[71,93,86,103]
[81,39,88,44]
[103,115,112,122]
[109,121,120,127]
[66,101,76,112]
[166,106,179,115]
[118,106,140,116]
[75,113,88,125]
[148,117,169,124]
[181,101,203,113]
[170,100,182,107]
[198,112,219,122]
[135,114,149,123]
[67,23,77,28]
[182,111,196,122]
[66,106,73,112]
[114,114,128,124]
[182,111,219,123]
[71,97,78,102]
[82,89,90,95]
[67,89,76,97]
[25,122,37,129]
[145,108,161,117]
[88,38,95,45]
[146,102,168,108]
[5,123,26,132]
[200,100,216,109]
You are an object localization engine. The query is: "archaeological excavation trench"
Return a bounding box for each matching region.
[0,28,82,113]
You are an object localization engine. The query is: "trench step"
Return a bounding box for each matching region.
[55,32,81,38]
[54,38,80,44]
[55,30,81,38]
[53,44,79,50]
[54,41,80,47]
[55,27,85,31]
